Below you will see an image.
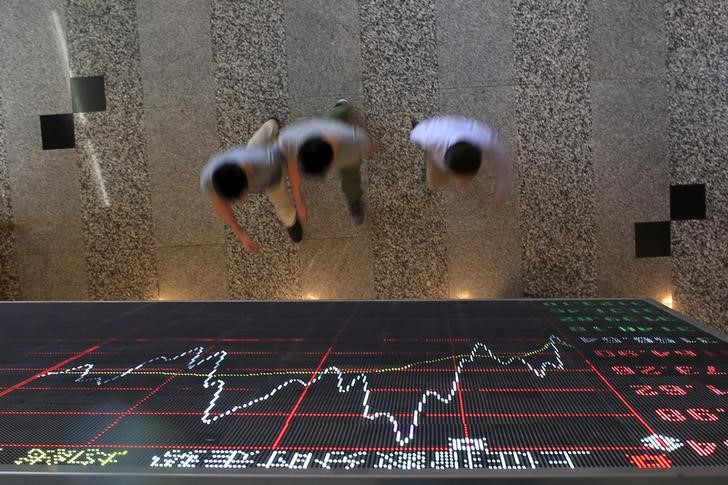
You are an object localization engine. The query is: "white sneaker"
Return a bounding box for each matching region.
[266,117,280,137]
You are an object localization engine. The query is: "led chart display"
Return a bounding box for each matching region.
[0,300,726,478]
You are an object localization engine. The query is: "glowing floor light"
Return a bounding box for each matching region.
[661,294,673,309]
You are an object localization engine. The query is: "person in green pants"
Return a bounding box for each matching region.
[277,100,375,225]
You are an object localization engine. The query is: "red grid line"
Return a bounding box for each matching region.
[85,375,176,445]
[0,367,595,372]
[0,367,184,372]
[329,351,582,356]
[349,368,591,372]
[269,307,355,448]
[15,386,158,392]
[17,351,583,358]
[575,353,664,437]
[3,386,604,394]
[0,411,636,418]
[1,386,256,392]
[370,387,605,393]
[27,352,121,356]
[0,345,100,399]
[536,302,666,447]
[0,336,558,343]
[270,346,334,448]
[447,316,469,439]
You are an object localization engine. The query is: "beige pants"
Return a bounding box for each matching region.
[247,120,297,227]
[426,152,451,190]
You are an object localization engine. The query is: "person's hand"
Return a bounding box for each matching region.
[367,141,377,158]
[297,203,308,224]
[238,234,260,254]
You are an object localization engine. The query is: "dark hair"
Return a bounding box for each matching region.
[212,162,248,200]
[444,142,481,176]
[298,137,333,176]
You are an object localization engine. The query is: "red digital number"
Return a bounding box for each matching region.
[677,365,726,376]
[641,366,661,375]
[660,385,688,396]
[632,385,658,396]
[618,350,640,357]
[673,350,696,357]
[706,384,727,396]
[656,408,720,422]
[596,349,698,358]
[656,409,687,422]
[595,350,615,357]
[612,366,635,375]
[611,366,662,376]
[626,454,672,469]
[676,366,698,375]
[686,408,719,422]
[631,385,688,396]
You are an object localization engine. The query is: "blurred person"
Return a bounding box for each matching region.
[277,99,375,226]
[410,116,512,206]
[201,118,305,253]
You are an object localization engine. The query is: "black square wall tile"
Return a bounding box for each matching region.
[635,221,671,258]
[670,184,706,220]
[40,114,75,150]
[71,75,106,113]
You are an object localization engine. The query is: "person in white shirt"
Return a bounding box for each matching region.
[410,116,512,206]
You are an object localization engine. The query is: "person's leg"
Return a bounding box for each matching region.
[340,164,364,225]
[323,99,350,122]
[265,176,297,228]
[340,165,362,205]
[247,118,279,147]
[426,152,450,190]
[265,174,302,242]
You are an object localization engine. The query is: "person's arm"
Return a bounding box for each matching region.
[286,157,307,223]
[410,117,437,150]
[366,139,377,158]
[210,193,260,253]
[409,123,425,149]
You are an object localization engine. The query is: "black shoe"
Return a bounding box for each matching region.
[348,199,364,226]
[287,218,303,243]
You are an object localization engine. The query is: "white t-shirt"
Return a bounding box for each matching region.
[410,116,512,202]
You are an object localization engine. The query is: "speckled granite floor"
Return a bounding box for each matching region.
[0,0,725,334]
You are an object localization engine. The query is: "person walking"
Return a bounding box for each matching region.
[277,100,375,226]
[410,116,512,206]
[200,118,306,253]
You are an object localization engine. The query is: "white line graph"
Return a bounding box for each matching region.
[40,335,570,446]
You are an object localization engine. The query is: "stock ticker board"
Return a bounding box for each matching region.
[0,299,726,480]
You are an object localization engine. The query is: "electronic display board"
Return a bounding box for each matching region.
[0,299,725,481]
